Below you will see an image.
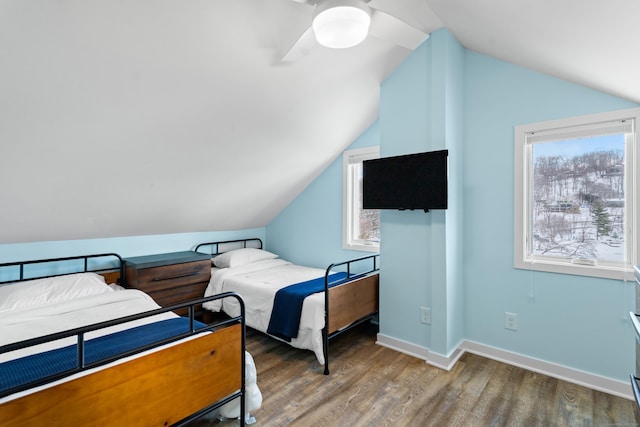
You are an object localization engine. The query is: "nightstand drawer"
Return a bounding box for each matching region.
[143,280,208,309]
[129,261,210,292]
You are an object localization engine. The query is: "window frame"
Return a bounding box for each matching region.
[343,146,380,252]
[514,108,640,280]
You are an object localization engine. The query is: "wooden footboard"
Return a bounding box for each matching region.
[0,324,242,427]
[327,274,379,334]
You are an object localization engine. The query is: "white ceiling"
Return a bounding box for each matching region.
[429,0,640,104]
[0,0,637,244]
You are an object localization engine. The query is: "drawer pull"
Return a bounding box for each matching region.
[152,272,200,282]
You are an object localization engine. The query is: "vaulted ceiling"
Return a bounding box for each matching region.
[1,0,637,244]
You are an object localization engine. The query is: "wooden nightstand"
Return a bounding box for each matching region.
[124,251,211,318]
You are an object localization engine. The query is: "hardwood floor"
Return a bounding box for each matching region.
[190,323,639,426]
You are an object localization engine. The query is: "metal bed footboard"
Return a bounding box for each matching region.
[0,291,247,426]
[323,253,380,375]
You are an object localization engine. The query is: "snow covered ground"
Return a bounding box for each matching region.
[532,204,624,263]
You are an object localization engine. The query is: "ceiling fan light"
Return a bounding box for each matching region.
[312,1,371,49]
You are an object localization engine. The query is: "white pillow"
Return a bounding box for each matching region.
[0,272,112,313]
[212,248,278,268]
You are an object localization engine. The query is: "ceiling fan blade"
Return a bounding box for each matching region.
[282,26,317,62]
[368,9,429,50]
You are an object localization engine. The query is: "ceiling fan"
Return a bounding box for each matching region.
[283,0,429,62]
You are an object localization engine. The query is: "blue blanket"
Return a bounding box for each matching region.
[0,317,206,395]
[266,272,348,342]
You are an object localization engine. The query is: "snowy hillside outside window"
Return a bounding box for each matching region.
[343,147,380,252]
[514,108,640,280]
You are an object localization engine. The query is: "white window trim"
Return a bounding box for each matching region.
[514,108,640,280]
[343,146,380,252]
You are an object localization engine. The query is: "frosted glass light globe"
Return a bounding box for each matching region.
[312,0,371,49]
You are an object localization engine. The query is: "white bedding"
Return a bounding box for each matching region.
[0,272,113,314]
[203,258,329,364]
[0,288,174,362]
[0,278,178,403]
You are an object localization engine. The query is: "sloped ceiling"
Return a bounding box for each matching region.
[428,0,640,104]
[0,0,638,244]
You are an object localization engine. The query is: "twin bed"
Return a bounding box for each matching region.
[194,238,380,375]
[0,254,248,426]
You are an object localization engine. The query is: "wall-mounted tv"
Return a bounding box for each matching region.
[362,149,448,212]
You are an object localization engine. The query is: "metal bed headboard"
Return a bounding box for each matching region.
[0,253,124,285]
[194,238,263,256]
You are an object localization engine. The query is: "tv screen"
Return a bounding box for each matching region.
[362,149,448,211]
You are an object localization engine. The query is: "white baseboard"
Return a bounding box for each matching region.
[376,333,464,371]
[375,334,633,400]
[376,333,430,360]
[427,345,465,371]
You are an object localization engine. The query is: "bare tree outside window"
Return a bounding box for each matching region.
[359,208,380,242]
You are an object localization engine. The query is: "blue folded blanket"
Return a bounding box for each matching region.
[267,272,348,342]
[0,317,206,395]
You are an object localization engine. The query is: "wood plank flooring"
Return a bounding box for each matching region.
[189,323,639,426]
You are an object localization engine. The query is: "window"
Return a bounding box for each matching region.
[343,146,380,252]
[514,108,640,280]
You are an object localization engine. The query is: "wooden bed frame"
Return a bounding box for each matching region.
[194,238,379,375]
[0,254,247,427]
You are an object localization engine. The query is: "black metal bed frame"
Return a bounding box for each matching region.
[0,253,125,285]
[0,253,247,427]
[194,238,380,375]
[322,254,379,375]
[195,238,264,254]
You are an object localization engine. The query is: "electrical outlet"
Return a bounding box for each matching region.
[504,312,518,331]
[420,306,431,324]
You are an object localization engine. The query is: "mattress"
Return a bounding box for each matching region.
[203,258,329,364]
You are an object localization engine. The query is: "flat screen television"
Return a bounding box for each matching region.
[362,149,448,211]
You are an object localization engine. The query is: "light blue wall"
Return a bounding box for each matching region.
[267,30,640,383]
[265,122,380,268]
[463,50,638,380]
[437,31,465,356]
[378,29,465,355]
[377,34,434,348]
[0,228,265,268]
